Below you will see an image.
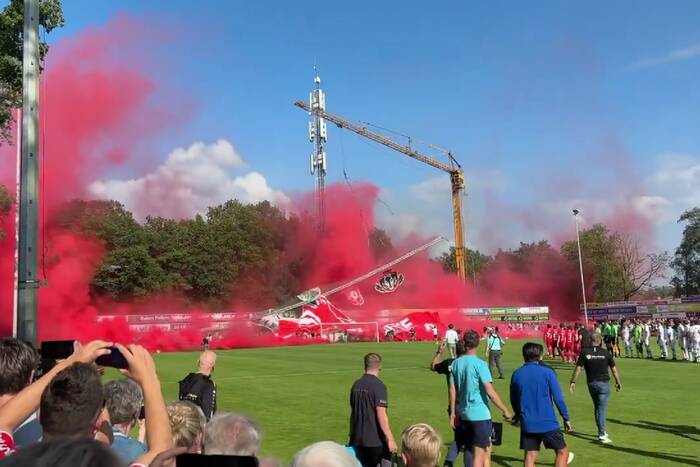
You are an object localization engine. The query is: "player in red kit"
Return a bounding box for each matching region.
[563,326,575,362]
[553,325,562,359]
[544,324,554,357]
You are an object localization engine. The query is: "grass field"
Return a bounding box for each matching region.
[137,339,700,466]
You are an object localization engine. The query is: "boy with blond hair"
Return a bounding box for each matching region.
[401,423,442,467]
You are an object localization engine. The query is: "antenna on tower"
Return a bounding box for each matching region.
[307,66,327,229]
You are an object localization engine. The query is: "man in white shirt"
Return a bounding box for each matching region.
[643,321,653,359]
[657,321,668,359]
[677,322,687,360]
[666,322,677,360]
[621,323,631,358]
[444,324,460,359]
[691,320,700,363]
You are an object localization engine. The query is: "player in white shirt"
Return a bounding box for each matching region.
[643,321,653,359]
[677,322,688,360]
[691,321,700,363]
[444,324,460,358]
[666,322,676,360]
[622,322,632,358]
[657,321,668,359]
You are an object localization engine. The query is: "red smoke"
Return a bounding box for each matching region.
[0,16,179,340]
[0,16,587,349]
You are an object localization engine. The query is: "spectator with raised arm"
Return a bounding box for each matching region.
[0,338,41,447]
[0,341,172,467]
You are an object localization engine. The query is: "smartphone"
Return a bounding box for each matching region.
[138,405,146,420]
[491,422,503,446]
[176,454,258,467]
[40,340,74,360]
[95,346,129,369]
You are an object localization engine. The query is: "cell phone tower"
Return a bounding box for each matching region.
[307,68,327,229]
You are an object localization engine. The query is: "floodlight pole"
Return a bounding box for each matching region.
[573,209,589,327]
[16,0,40,346]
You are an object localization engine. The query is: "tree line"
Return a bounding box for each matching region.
[439,213,699,302]
[0,188,698,305]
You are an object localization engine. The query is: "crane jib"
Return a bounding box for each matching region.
[293,99,468,281]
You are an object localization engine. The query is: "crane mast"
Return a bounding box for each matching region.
[294,100,468,281]
[306,73,328,228]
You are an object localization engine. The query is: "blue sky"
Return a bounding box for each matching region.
[31,1,700,254]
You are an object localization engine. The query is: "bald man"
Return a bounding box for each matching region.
[178,350,217,420]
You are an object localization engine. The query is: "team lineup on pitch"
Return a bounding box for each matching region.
[130,339,698,466]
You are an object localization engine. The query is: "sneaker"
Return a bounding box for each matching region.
[598,434,613,444]
[567,452,575,464]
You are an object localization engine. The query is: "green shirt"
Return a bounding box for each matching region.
[612,324,620,336]
[633,326,642,342]
[603,324,613,336]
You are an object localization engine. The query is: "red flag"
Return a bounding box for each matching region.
[277,296,354,339]
[383,311,443,341]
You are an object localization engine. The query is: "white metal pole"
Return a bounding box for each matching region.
[574,211,589,326]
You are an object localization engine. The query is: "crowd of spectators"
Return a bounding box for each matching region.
[0,337,447,467]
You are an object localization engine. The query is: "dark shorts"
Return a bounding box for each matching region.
[353,445,390,467]
[456,419,493,449]
[520,429,566,451]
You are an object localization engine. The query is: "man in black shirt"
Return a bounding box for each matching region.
[431,340,467,467]
[569,334,622,444]
[349,353,397,467]
[178,350,217,420]
[578,323,593,348]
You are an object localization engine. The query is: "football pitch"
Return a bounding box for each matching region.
[143,340,700,466]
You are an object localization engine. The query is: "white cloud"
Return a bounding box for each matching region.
[653,154,700,201]
[410,176,450,203]
[631,195,672,223]
[633,42,700,68]
[90,139,289,220]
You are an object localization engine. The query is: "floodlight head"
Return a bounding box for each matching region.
[573,209,580,216]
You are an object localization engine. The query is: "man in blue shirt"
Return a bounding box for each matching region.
[510,343,574,467]
[104,379,146,464]
[450,330,513,467]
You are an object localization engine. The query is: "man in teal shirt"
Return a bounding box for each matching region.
[450,330,513,467]
[486,327,505,379]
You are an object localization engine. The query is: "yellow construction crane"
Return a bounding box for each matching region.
[294,100,468,280]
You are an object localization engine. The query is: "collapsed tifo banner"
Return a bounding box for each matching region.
[277,297,354,338]
[100,296,550,344]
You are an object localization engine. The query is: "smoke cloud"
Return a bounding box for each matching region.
[0,16,603,347]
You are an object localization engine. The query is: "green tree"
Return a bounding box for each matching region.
[92,245,164,299]
[142,216,191,291]
[561,224,624,302]
[55,199,144,249]
[0,184,11,240]
[615,233,669,300]
[0,0,64,143]
[671,208,700,296]
[439,246,492,280]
